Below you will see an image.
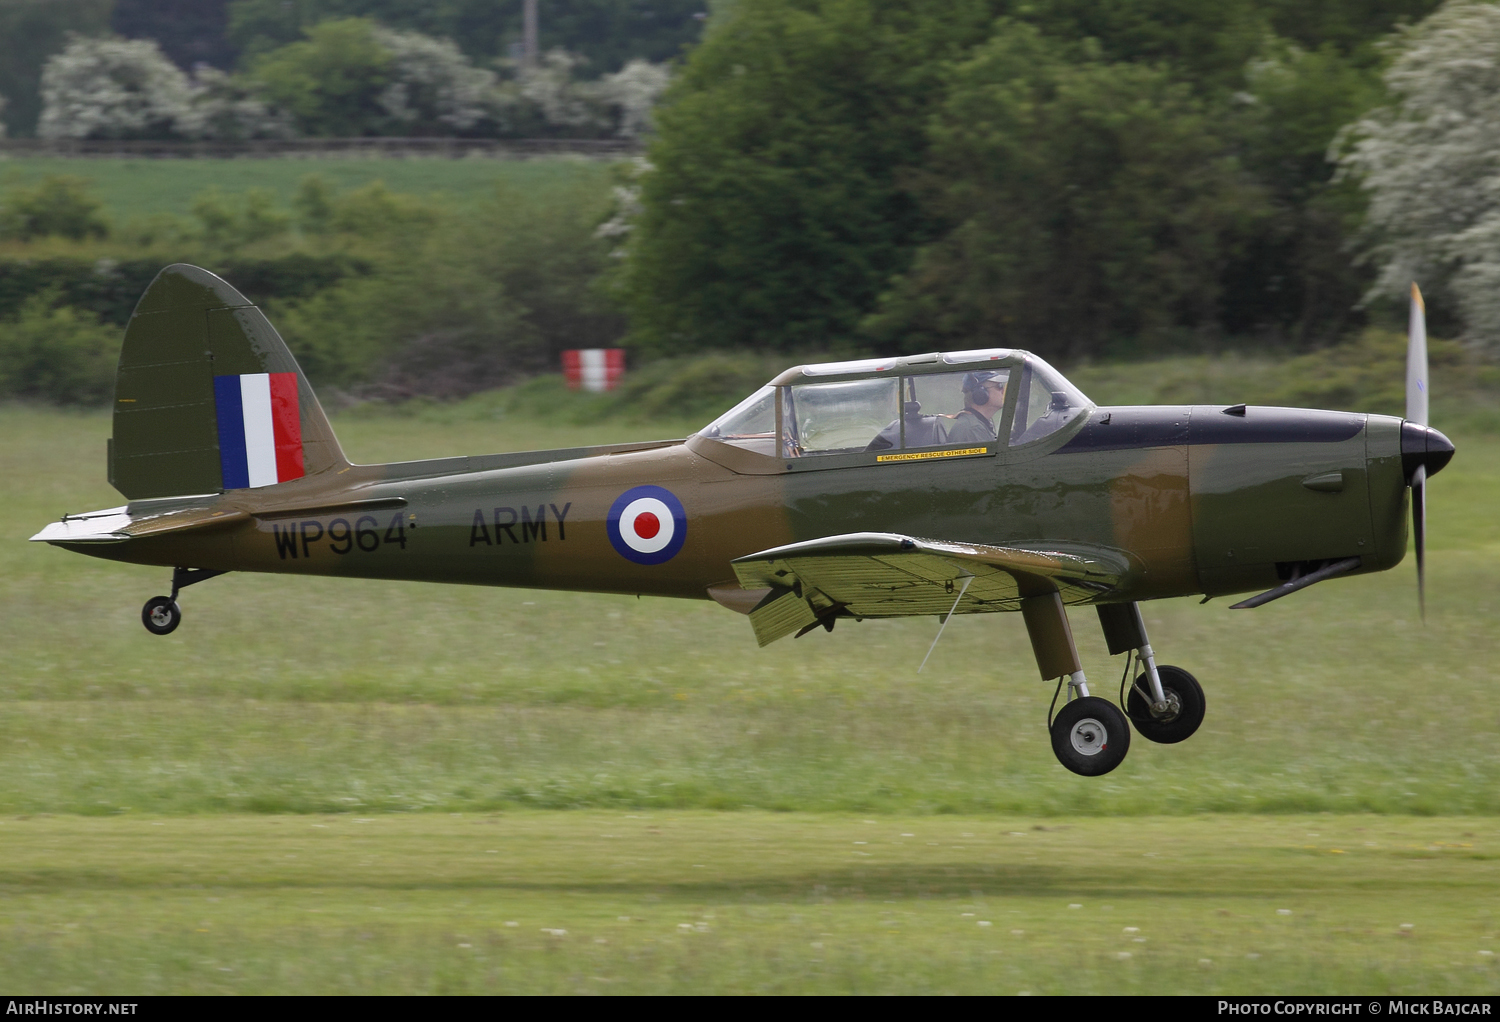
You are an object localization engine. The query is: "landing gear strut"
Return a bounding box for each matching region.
[1097,603,1206,745]
[1050,695,1131,776]
[1124,665,1205,744]
[1021,596,1205,775]
[140,567,227,636]
[1022,592,1132,776]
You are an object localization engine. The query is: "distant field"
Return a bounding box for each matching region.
[0,156,617,220]
[5,405,1498,817]
[4,402,1498,993]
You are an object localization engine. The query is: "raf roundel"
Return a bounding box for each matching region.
[607,485,687,565]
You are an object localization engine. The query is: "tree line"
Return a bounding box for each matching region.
[617,0,1477,363]
[8,0,1500,406]
[0,0,696,139]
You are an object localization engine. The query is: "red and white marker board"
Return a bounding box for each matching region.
[562,349,626,392]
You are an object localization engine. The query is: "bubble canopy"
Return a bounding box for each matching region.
[698,350,1091,457]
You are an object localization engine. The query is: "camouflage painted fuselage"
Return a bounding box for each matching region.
[61,402,1408,611]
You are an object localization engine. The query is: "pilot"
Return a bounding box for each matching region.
[945,371,1007,445]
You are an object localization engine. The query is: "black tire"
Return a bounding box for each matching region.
[1126,665,1205,744]
[141,596,181,636]
[1049,696,1131,776]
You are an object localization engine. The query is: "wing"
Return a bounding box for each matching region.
[730,532,1126,647]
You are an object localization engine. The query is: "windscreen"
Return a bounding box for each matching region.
[700,385,777,455]
[1009,356,1092,445]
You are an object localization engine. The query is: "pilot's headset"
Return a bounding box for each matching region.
[963,371,1000,407]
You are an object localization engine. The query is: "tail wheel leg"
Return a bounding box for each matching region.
[141,595,181,635]
[139,567,228,636]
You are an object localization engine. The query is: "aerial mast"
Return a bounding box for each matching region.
[523,0,538,68]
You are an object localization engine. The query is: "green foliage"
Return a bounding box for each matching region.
[226,0,706,74]
[247,17,395,136]
[0,254,369,328]
[867,23,1263,361]
[1064,330,1499,430]
[1262,0,1443,55]
[190,186,293,248]
[1024,0,1269,93]
[302,177,440,237]
[620,0,1447,357]
[1218,43,1385,342]
[0,288,117,403]
[0,0,112,137]
[0,155,609,223]
[0,174,111,241]
[387,351,797,428]
[622,0,1002,354]
[272,175,621,391]
[1266,328,1466,414]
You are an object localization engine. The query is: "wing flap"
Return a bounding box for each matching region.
[732,532,1125,644]
[747,587,822,647]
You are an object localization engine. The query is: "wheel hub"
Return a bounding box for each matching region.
[1150,690,1182,722]
[149,606,174,627]
[1069,717,1109,757]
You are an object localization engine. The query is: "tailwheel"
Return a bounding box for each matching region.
[1050,696,1130,776]
[1126,665,1205,744]
[141,596,181,636]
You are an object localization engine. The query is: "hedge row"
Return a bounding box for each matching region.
[0,253,369,326]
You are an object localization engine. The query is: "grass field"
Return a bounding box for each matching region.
[2,813,1496,994]
[0,156,614,220]
[3,402,1499,992]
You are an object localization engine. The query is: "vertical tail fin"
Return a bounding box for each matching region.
[109,264,348,500]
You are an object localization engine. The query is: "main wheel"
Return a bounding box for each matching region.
[1126,665,1205,744]
[1050,696,1131,776]
[141,596,181,636]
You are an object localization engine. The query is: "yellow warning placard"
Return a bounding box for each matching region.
[876,447,988,463]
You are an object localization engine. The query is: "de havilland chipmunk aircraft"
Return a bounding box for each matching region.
[32,265,1455,775]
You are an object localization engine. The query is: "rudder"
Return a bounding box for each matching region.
[110,264,347,499]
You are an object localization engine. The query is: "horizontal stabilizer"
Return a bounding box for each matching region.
[31,504,248,544]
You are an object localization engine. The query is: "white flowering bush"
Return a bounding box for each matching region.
[38,37,193,139]
[179,67,295,140]
[372,27,497,133]
[596,59,671,138]
[596,157,651,254]
[36,26,669,143]
[495,51,670,137]
[1339,0,1500,351]
[505,50,607,131]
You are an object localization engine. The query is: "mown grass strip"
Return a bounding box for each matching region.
[0,813,1496,994]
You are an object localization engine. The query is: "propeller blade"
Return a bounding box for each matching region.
[1408,282,1430,621]
[1412,464,1426,622]
[1408,282,1429,426]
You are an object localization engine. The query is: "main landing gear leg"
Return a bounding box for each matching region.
[140,567,228,636]
[1096,603,1206,745]
[1023,592,1130,776]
